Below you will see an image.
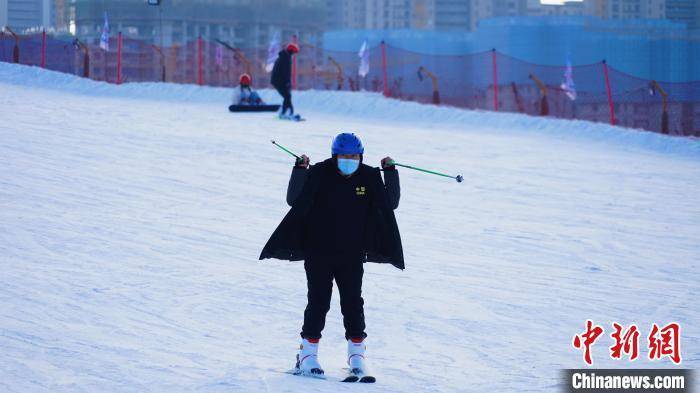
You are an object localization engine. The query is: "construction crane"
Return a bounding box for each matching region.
[72,38,91,78]
[327,56,345,90]
[650,80,669,134]
[417,66,440,104]
[151,45,166,82]
[529,73,549,116]
[4,27,20,63]
[216,39,252,76]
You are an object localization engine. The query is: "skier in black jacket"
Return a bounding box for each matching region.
[270,42,299,118]
[260,133,402,379]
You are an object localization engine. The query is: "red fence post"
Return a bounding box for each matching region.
[197,36,203,86]
[117,32,123,84]
[602,60,616,126]
[41,29,46,68]
[292,34,298,90]
[381,40,388,97]
[491,49,499,112]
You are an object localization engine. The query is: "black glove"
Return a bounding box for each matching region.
[381,157,395,171]
[295,154,310,168]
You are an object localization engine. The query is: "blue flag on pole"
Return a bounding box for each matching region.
[561,60,577,101]
[358,40,369,77]
[100,12,110,51]
[265,31,281,72]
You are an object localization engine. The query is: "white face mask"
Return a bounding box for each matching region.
[337,158,360,175]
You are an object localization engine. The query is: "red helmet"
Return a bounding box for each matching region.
[239,73,252,85]
[286,42,299,54]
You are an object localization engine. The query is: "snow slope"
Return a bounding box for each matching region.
[1,63,698,392]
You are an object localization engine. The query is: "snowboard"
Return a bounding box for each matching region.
[228,104,280,112]
[278,113,305,122]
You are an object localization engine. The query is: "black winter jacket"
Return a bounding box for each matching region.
[259,158,404,269]
[270,50,292,89]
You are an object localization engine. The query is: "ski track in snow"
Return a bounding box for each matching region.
[0,63,699,392]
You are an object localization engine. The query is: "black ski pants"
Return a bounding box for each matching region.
[301,253,366,340]
[274,84,293,115]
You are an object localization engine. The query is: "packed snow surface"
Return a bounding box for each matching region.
[1,63,699,392]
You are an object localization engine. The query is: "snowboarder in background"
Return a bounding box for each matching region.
[260,133,404,381]
[232,73,263,106]
[270,42,299,119]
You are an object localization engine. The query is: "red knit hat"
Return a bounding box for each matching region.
[287,42,299,54]
[239,73,251,85]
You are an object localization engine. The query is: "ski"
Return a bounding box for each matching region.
[341,375,359,383]
[275,368,349,383]
[282,368,326,380]
[342,368,376,383]
[359,375,376,383]
[276,368,374,383]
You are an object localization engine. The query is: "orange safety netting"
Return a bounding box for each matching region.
[2,32,698,136]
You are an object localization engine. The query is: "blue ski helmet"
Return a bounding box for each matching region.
[331,133,364,155]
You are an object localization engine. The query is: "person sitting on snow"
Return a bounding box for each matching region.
[232,73,263,106]
[259,133,403,380]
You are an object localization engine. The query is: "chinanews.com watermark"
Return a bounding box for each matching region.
[564,369,693,392]
[563,320,695,393]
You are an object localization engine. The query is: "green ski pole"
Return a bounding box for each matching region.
[388,160,463,183]
[271,140,305,165]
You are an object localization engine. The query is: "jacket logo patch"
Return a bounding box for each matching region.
[355,186,366,196]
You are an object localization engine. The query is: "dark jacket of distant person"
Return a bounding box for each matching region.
[270,50,292,89]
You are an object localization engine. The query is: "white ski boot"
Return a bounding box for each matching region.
[294,338,324,377]
[343,339,376,383]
